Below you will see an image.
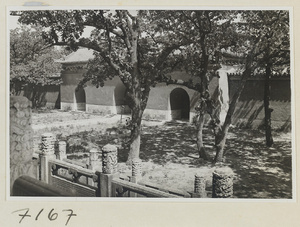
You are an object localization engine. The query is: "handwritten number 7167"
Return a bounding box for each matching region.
[12,208,77,226]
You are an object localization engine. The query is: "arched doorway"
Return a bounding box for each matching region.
[114,82,130,114]
[170,88,190,120]
[114,83,127,106]
[75,87,86,111]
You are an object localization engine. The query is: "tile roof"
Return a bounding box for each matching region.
[58,48,94,63]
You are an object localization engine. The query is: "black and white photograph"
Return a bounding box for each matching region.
[8,8,294,200]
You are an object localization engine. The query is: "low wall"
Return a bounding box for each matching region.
[12,82,60,109]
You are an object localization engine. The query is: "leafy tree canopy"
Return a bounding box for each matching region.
[236,10,290,73]
[10,25,66,94]
[16,9,192,161]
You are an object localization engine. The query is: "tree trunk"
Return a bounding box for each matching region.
[214,133,226,163]
[213,52,254,163]
[31,85,38,109]
[127,105,143,164]
[194,30,210,160]
[128,132,141,162]
[264,60,273,147]
[126,14,143,164]
[196,114,208,160]
[213,81,247,163]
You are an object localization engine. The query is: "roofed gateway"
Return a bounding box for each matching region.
[59,48,212,122]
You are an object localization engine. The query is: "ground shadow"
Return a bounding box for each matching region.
[64,121,292,198]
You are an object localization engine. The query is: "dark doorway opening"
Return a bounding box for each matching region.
[170,88,190,120]
[75,87,86,111]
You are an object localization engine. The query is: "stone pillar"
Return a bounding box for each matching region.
[88,148,100,186]
[89,148,99,171]
[100,144,118,197]
[10,96,36,194]
[40,133,56,183]
[212,167,234,198]
[130,158,142,197]
[102,144,118,174]
[41,133,56,155]
[192,174,207,198]
[58,141,67,160]
[131,158,142,182]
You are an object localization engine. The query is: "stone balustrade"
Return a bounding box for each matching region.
[34,132,235,198]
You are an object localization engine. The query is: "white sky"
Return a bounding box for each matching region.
[9,15,20,30]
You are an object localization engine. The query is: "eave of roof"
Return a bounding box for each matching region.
[57,48,94,64]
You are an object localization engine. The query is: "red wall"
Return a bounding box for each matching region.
[228,78,291,130]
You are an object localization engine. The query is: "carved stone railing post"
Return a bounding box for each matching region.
[130,158,142,197]
[89,148,99,171]
[212,167,234,198]
[40,133,56,183]
[99,144,118,197]
[131,158,142,183]
[192,174,207,198]
[88,148,100,186]
[102,144,118,174]
[58,141,67,160]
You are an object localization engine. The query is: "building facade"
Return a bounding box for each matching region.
[59,48,291,130]
[59,49,223,122]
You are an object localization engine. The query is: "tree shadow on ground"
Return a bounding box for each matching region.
[139,121,215,166]
[64,121,292,199]
[141,122,195,163]
[224,129,292,198]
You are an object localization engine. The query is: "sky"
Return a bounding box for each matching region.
[9,15,19,30]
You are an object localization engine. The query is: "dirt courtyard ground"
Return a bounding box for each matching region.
[32,110,293,199]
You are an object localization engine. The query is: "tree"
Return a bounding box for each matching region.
[159,10,290,163]
[156,10,244,162]
[178,11,239,161]
[239,10,290,147]
[17,10,189,163]
[157,10,266,163]
[10,25,64,108]
[213,52,256,162]
[208,10,290,161]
